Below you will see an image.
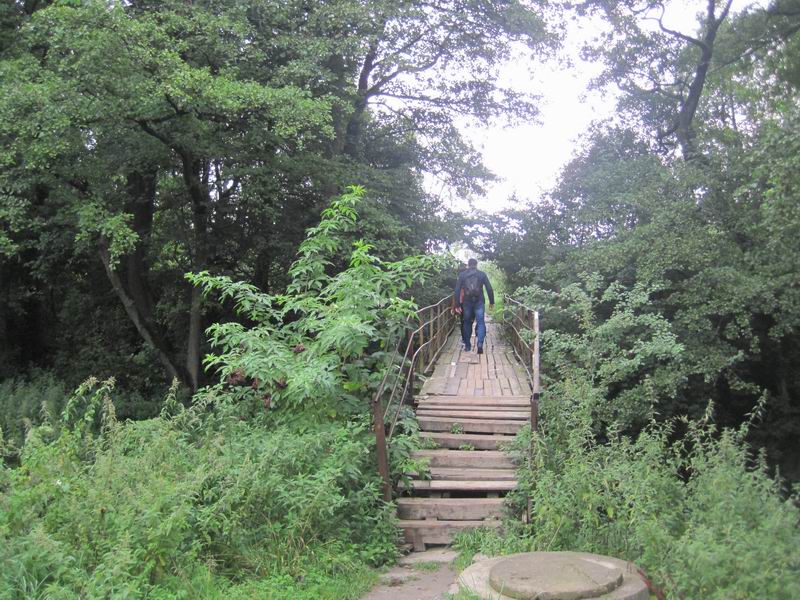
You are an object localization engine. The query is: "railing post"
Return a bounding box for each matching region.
[406,327,415,403]
[372,395,392,502]
[533,310,540,430]
[527,309,541,524]
[428,306,435,367]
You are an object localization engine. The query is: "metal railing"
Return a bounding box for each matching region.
[502,295,541,521]
[371,294,457,500]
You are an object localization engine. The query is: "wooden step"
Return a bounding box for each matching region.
[397,497,505,520]
[417,404,530,414]
[419,432,515,450]
[418,416,525,435]
[399,519,502,550]
[424,467,516,480]
[417,402,531,417]
[398,479,517,492]
[417,409,529,420]
[417,395,530,406]
[413,449,514,468]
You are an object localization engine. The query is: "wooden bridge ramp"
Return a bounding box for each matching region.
[397,317,531,551]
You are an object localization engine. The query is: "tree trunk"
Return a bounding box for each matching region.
[343,39,379,158]
[186,285,203,391]
[99,170,193,389]
[99,244,191,388]
[182,155,211,392]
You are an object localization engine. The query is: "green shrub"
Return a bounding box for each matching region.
[457,392,800,598]
[0,378,397,598]
[0,371,67,455]
[459,277,800,598]
[0,192,451,598]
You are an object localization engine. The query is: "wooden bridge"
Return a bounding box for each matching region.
[371,295,540,551]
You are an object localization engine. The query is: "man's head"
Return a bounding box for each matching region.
[468,258,478,268]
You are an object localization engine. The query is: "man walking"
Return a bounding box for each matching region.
[454,258,494,354]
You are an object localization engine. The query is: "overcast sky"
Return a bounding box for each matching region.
[448,14,614,214]
[450,0,763,215]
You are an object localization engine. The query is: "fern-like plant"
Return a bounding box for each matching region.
[187,187,445,418]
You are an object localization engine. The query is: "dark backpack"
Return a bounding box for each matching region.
[463,271,482,300]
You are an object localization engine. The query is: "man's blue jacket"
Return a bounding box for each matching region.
[454,268,494,306]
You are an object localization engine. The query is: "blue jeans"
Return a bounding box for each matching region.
[461,299,486,348]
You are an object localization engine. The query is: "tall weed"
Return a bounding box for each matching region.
[461,278,800,599]
[0,372,67,455]
[0,380,396,598]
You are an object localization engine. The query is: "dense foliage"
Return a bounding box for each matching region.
[0,192,445,598]
[454,2,800,596]
[456,280,800,598]
[2,0,799,598]
[480,0,800,479]
[0,379,393,599]
[0,0,551,391]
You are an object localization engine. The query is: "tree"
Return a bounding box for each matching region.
[580,0,800,160]
[0,0,556,391]
[1,1,332,390]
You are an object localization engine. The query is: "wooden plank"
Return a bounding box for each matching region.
[418,405,527,414]
[418,432,515,450]
[467,363,478,380]
[417,409,529,420]
[417,398,530,407]
[444,378,462,395]
[424,467,517,481]
[420,377,448,396]
[418,407,526,416]
[412,450,514,469]
[417,416,524,435]
[399,479,517,492]
[418,395,531,401]
[397,498,504,520]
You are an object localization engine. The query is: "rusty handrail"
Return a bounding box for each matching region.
[372,293,457,500]
[502,294,541,522]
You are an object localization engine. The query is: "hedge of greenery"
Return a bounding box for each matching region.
[455,281,800,600]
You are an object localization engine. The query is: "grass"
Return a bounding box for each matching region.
[412,561,443,572]
[221,564,379,600]
[444,588,483,600]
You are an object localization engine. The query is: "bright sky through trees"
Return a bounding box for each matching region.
[460,0,766,214]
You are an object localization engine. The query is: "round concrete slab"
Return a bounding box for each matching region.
[489,553,622,600]
[457,552,650,600]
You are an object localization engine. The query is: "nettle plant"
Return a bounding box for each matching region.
[516,274,685,431]
[188,187,443,418]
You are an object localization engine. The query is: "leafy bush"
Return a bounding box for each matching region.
[458,387,800,598]
[0,379,396,598]
[187,186,443,422]
[516,276,685,431]
[0,191,449,598]
[460,278,800,599]
[0,371,67,456]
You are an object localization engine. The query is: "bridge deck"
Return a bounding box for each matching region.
[419,316,531,398]
[399,316,532,551]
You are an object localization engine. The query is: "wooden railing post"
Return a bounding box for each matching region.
[372,395,392,502]
[425,305,439,366]
[533,310,540,431]
[371,293,459,504]
[408,326,417,403]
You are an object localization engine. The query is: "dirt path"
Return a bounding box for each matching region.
[361,549,459,600]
